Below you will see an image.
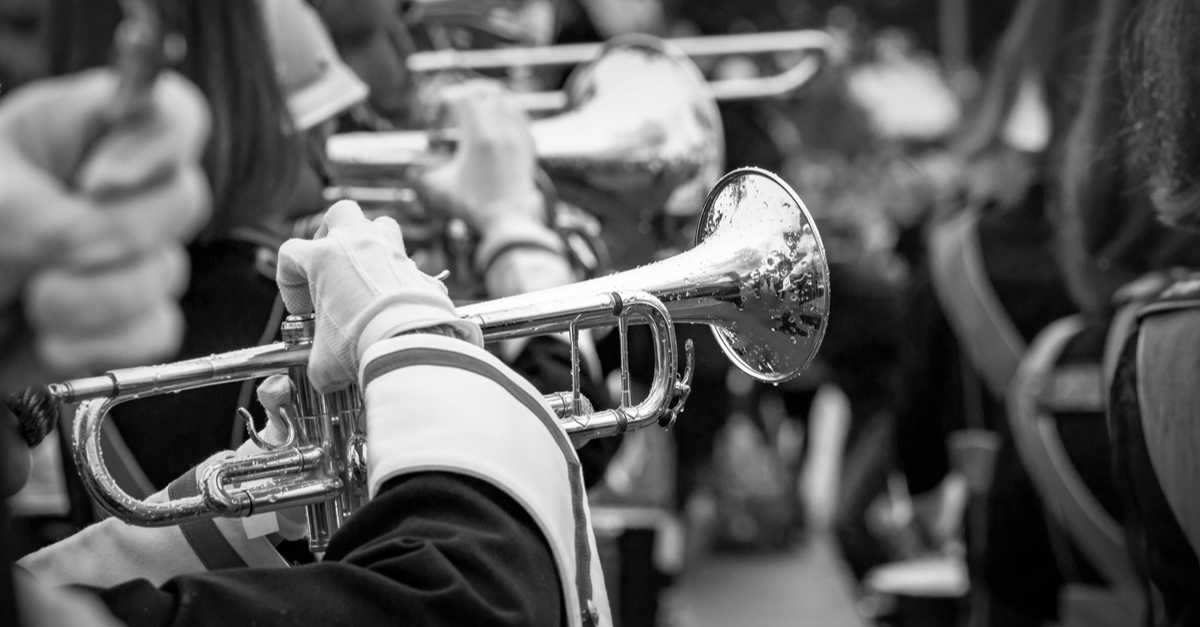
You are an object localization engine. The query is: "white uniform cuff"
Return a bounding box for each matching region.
[357,304,483,363]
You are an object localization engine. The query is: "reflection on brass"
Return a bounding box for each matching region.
[34,168,828,555]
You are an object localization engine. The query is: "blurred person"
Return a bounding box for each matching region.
[8,202,613,627]
[885,2,1141,626]
[313,0,563,129]
[895,1,1200,627]
[1104,0,1200,624]
[0,30,213,548]
[0,21,210,392]
[0,29,210,623]
[0,62,210,485]
[0,2,315,556]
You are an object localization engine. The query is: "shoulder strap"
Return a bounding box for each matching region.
[165,471,250,571]
[1103,301,1142,395]
[929,210,1027,398]
[1106,271,1198,396]
[1008,315,1138,589]
[1134,306,1200,559]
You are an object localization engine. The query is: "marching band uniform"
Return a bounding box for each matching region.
[16,203,614,627]
[1105,275,1200,627]
[88,0,614,507]
[1036,0,1200,624]
[21,340,612,627]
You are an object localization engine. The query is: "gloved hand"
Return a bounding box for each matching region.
[0,69,211,382]
[242,373,310,541]
[418,80,544,235]
[276,201,483,393]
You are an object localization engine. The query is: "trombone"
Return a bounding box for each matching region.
[19,168,830,556]
[407,29,835,111]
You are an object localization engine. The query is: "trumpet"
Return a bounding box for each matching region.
[407,29,834,109]
[327,35,725,270]
[24,168,829,556]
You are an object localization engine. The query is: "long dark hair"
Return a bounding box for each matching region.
[1123,0,1200,229]
[45,0,301,241]
[1053,0,1200,313]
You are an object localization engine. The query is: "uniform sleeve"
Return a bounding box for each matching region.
[89,472,563,627]
[89,333,583,627]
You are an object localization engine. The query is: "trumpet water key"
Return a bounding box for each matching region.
[9,168,829,556]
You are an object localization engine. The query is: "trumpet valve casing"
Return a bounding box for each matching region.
[282,315,367,556]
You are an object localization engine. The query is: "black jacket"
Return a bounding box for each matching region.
[88,472,564,627]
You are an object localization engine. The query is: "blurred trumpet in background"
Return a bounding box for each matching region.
[406,28,834,111]
[327,36,726,273]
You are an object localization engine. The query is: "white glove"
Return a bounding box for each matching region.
[242,374,313,540]
[276,201,483,393]
[0,69,211,383]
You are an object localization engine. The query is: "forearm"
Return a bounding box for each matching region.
[89,473,562,627]
[476,218,573,298]
[486,248,574,297]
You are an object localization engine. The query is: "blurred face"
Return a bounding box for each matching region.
[0,0,49,93]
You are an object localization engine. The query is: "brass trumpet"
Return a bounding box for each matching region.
[407,29,834,108]
[36,168,829,555]
[328,35,724,270]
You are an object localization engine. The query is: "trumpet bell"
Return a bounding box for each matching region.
[691,168,828,380]
[463,167,829,381]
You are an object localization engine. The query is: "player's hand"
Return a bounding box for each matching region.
[276,201,482,393]
[419,80,543,234]
[0,69,211,378]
